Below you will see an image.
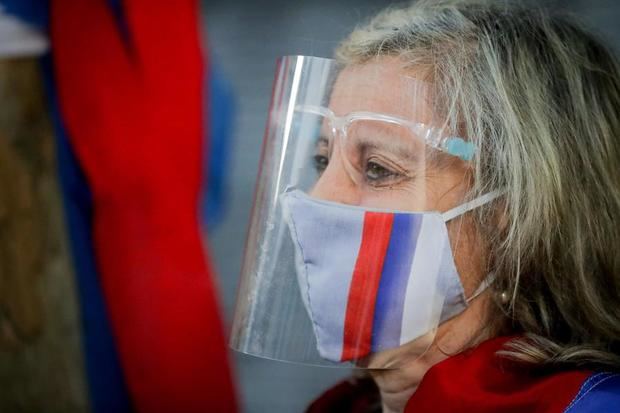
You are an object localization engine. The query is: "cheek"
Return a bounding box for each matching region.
[446,217,489,296]
[357,163,430,210]
[359,185,428,210]
[431,292,493,357]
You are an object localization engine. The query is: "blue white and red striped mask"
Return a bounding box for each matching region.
[281,188,497,363]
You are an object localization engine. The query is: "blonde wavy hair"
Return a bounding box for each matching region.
[336,0,620,370]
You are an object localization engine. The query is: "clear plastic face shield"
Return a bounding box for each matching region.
[230,56,492,369]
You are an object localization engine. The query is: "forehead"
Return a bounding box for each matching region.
[328,58,433,123]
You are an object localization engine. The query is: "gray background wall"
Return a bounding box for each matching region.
[201,1,620,412]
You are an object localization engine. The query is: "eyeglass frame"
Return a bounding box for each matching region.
[294,104,476,161]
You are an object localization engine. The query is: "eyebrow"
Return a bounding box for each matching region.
[350,117,426,159]
[315,130,423,161]
[354,136,422,162]
[316,136,329,147]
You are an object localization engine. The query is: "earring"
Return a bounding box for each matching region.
[499,291,510,304]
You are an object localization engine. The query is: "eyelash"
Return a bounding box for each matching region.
[365,160,400,183]
[313,153,407,186]
[313,154,329,174]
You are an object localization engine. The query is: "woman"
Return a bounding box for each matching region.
[231,1,620,412]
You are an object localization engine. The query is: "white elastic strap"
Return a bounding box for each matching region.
[466,272,496,303]
[441,190,504,222]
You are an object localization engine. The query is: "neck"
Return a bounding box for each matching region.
[370,349,443,413]
[369,327,485,412]
[370,295,493,412]
[377,383,418,413]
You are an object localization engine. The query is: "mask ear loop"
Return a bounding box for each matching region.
[466,271,496,303]
[441,190,504,222]
[441,190,503,303]
[435,190,503,356]
[434,271,497,358]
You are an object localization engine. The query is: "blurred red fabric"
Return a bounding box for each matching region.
[406,337,589,413]
[50,0,237,411]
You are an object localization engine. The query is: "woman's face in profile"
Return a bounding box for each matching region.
[310,58,491,368]
[310,58,471,215]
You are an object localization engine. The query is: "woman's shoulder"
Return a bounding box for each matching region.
[564,372,620,412]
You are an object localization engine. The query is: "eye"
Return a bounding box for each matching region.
[365,161,397,182]
[313,154,329,174]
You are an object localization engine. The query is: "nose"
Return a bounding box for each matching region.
[309,148,361,205]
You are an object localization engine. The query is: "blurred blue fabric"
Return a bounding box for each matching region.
[1,0,47,29]
[203,62,235,230]
[41,54,134,413]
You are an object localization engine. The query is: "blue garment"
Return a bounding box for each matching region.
[565,372,620,412]
[202,62,235,230]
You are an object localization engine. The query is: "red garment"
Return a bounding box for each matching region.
[50,1,237,412]
[406,337,590,412]
[308,337,591,412]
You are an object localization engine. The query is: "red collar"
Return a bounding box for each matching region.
[406,336,590,413]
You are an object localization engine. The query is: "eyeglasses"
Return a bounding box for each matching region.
[295,105,475,162]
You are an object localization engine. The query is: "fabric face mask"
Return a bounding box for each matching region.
[281,189,498,363]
